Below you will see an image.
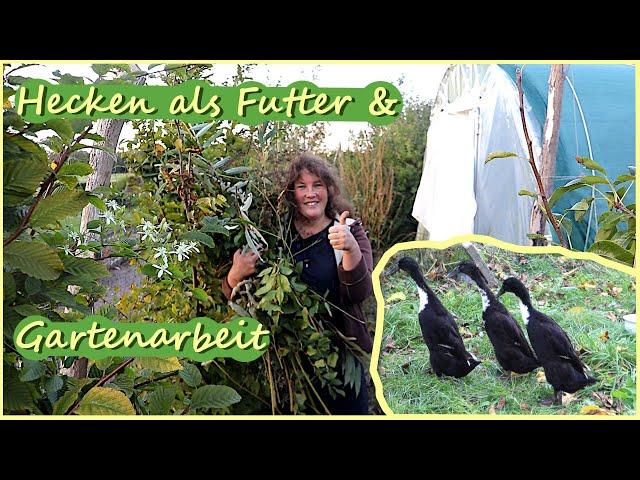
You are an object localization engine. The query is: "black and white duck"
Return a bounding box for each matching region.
[498,277,596,405]
[389,256,480,378]
[449,261,539,375]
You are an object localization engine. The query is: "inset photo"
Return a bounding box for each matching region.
[375,241,636,415]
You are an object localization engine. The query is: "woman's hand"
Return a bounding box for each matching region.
[227,248,259,288]
[328,211,358,252]
[329,211,362,271]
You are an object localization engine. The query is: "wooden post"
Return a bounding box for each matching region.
[529,64,567,245]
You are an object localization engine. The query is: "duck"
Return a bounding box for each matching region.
[391,256,480,378]
[498,277,596,405]
[449,262,539,375]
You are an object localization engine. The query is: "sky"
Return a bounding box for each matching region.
[8,62,450,149]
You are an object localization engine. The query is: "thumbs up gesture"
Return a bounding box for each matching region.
[328,211,357,252]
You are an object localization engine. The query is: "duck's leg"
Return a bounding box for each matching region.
[553,390,563,406]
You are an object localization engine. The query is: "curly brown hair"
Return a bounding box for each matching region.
[283,153,353,219]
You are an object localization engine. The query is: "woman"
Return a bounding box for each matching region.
[222,153,374,414]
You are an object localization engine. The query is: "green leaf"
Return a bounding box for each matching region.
[105,373,135,397]
[4,273,16,304]
[24,277,42,295]
[179,363,203,388]
[147,387,176,415]
[94,357,114,371]
[191,287,209,303]
[87,194,106,212]
[140,264,157,277]
[201,217,231,236]
[518,189,538,198]
[58,163,93,177]
[52,390,78,415]
[485,151,518,164]
[576,156,607,174]
[614,173,635,185]
[4,240,64,280]
[527,233,546,240]
[4,134,48,163]
[19,360,46,382]
[224,166,252,175]
[76,387,135,415]
[61,255,109,278]
[136,357,183,373]
[30,188,90,228]
[570,200,590,211]
[548,176,610,209]
[588,241,634,265]
[86,219,101,230]
[45,119,74,141]
[45,375,64,404]
[4,370,34,411]
[180,230,215,248]
[14,304,42,317]
[3,158,48,205]
[190,385,241,410]
[46,289,91,314]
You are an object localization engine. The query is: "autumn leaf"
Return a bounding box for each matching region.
[592,392,614,408]
[495,396,506,411]
[580,405,611,415]
[536,370,547,383]
[605,311,617,322]
[609,286,622,297]
[519,403,531,412]
[599,330,610,342]
[154,143,166,155]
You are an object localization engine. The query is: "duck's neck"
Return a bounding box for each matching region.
[513,293,533,325]
[473,280,496,313]
[405,268,439,311]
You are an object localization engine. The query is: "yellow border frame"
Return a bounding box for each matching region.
[1,60,638,420]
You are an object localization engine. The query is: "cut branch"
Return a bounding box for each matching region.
[516,67,568,248]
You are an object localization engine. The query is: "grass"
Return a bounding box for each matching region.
[378,245,636,415]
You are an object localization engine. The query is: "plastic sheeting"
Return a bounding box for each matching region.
[413,64,542,244]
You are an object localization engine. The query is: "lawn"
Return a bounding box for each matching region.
[378,244,636,415]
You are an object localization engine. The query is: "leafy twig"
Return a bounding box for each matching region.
[4,124,94,247]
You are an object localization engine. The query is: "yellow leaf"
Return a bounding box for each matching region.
[4,99,12,109]
[580,405,610,415]
[50,162,57,170]
[386,292,407,303]
[568,306,585,314]
[174,138,183,151]
[136,357,183,373]
[76,387,135,415]
[536,370,547,383]
[154,143,166,154]
[599,330,610,342]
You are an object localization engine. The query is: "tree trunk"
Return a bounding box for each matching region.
[529,64,567,245]
[63,65,145,379]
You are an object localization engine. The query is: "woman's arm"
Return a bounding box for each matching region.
[336,222,374,304]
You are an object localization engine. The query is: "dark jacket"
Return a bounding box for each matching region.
[222,218,374,352]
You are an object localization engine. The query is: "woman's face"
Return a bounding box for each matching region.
[294,169,328,222]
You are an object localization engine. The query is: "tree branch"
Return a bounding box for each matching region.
[516,68,568,248]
